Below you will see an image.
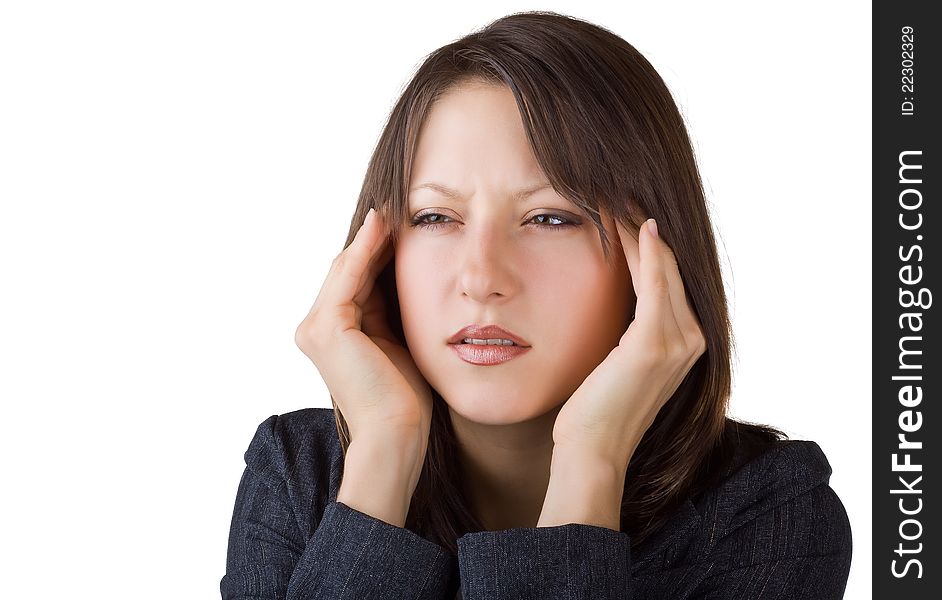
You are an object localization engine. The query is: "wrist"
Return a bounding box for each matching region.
[337,435,426,528]
[537,444,627,530]
[551,430,639,471]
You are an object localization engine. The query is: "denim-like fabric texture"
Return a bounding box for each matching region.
[457,522,631,597]
[221,408,852,599]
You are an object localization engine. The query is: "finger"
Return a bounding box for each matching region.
[644,220,703,346]
[361,278,397,341]
[633,219,681,339]
[315,208,387,313]
[615,216,641,305]
[344,208,394,309]
[353,232,393,308]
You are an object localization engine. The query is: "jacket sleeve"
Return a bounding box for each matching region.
[221,415,459,600]
[456,524,632,598]
[455,442,852,600]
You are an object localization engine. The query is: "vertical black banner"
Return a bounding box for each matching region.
[874,1,939,595]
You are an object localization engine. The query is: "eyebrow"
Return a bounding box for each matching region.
[409,181,554,203]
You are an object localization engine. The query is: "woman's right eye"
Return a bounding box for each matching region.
[410,213,454,229]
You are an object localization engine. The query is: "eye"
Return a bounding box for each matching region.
[529,214,576,229]
[410,212,579,231]
[410,213,455,229]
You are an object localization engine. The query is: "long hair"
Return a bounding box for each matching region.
[329,10,783,553]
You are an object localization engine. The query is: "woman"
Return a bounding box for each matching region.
[221,11,852,599]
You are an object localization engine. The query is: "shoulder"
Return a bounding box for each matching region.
[631,437,852,595]
[694,438,852,567]
[639,436,852,579]
[243,407,342,477]
[709,439,834,525]
[241,407,345,534]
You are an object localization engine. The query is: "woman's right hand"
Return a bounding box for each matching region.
[294,207,433,449]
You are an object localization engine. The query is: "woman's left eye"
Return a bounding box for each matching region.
[410,213,578,230]
[529,214,573,228]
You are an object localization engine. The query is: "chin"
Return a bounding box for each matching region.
[440,385,559,426]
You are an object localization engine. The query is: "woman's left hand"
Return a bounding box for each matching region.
[551,218,707,469]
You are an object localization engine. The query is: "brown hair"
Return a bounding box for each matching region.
[330,10,783,553]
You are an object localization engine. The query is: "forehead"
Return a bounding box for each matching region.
[410,82,545,188]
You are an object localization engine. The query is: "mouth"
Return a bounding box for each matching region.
[449,342,531,366]
[447,324,531,347]
[447,324,531,365]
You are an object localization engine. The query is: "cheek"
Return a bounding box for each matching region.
[394,232,632,353]
[530,252,631,349]
[394,243,444,339]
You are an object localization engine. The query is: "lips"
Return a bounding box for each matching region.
[451,342,531,366]
[447,324,531,347]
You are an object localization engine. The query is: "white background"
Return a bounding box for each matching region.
[0,1,871,598]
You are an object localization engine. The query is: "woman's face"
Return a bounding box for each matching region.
[394,81,636,425]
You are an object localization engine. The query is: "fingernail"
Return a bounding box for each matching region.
[648,218,658,239]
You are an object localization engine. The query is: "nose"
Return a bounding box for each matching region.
[457,221,520,304]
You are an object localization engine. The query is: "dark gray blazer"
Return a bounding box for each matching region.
[221,408,852,599]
